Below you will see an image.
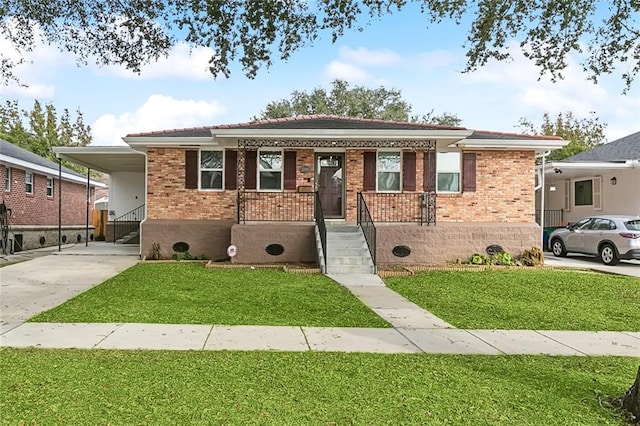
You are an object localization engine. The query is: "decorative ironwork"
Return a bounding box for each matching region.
[237,142,247,223]
[421,192,436,226]
[240,138,437,149]
[242,192,314,221]
[0,201,12,254]
[357,192,376,269]
[314,191,327,272]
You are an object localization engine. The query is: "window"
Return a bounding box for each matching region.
[258,150,282,191]
[574,179,593,206]
[46,177,54,197]
[200,150,223,190]
[377,152,401,192]
[572,217,594,230]
[25,172,33,194]
[437,152,460,192]
[4,167,10,192]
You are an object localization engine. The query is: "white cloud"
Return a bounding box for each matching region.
[324,60,380,84]
[90,94,227,146]
[337,46,402,67]
[100,43,217,81]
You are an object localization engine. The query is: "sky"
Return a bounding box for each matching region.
[1,5,639,146]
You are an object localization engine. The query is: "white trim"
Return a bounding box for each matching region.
[4,167,10,192]
[210,128,473,140]
[123,137,217,147]
[198,149,224,191]
[257,148,284,192]
[572,176,603,209]
[436,151,461,193]
[46,176,54,197]
[24,172,33,194]
[0,154,105,187]
[453,138,567,151]
[376,150,402,193]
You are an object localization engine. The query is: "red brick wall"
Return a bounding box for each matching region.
[147,147,535,224]
[1,165,94,226]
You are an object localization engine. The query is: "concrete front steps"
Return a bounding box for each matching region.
[322,225,375,274]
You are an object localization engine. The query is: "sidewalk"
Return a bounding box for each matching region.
[2,322,639,356]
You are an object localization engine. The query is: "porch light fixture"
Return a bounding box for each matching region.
[554,168,563,174]
[610,177,617,185]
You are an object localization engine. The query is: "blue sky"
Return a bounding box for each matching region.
[1,6,638,146]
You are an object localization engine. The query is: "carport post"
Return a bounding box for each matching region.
[86,168,90,246]
[58,159,62,252]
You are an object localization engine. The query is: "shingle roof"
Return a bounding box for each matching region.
[564,131,640,162]
[126,114,467,137]
[468,130,562,141]
[0,138,85,177]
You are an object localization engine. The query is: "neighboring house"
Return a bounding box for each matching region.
[0,138,106,252]
[539,131,640,227]
[55,115,565,267]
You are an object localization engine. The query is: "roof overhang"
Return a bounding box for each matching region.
[0,153,105,187]
[540,160,639,180]
[209,128,474,140]
[53,146,146,174]
[451,138,568,152]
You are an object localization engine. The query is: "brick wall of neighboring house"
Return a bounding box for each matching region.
[436,151,535,223]
[1,165,94,226]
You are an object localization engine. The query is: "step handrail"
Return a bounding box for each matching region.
[113,204,145,243]
[314,191,327,272]
[357,192,376,269]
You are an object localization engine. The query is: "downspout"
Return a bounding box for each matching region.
[58,159,62,252]
[536,151,551,251]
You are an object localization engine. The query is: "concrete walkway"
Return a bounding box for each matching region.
[543,253,640,278]
[2,322,638,356]
[1,244,638,356]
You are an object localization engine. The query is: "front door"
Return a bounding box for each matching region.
[316,154,344,218]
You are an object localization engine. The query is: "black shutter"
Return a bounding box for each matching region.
[402,152,416,191]
[245,150,257,190]
[463,152,477,192]
[363,152,376,191]
[284,151,297,190]
[225,150,237,190]
[423,150,436,192]
[185,150,198,189]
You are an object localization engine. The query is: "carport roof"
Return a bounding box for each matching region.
[53,146,145,174]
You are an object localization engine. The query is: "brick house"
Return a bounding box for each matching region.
[56,115,565,268]
[1,138,106,252]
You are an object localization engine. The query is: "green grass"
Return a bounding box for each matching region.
[385,269,640,331]
[30,263,388,327]
[0,348,636,425]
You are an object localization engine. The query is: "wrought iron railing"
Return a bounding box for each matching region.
[536,209,564,227]
[240,191,314,222]
[361,192,436,225]
[357,192,376,268]
[113,204,145,243]
[314,191,327,272]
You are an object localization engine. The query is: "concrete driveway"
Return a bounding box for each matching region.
[544,252,640,278]
[0,243,139,331]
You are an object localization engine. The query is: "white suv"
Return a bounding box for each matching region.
[548,215,640,265]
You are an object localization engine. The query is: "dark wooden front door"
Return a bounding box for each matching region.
[316,154,344,218]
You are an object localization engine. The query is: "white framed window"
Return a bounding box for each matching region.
[46,177,54,197]
[258,149,283,191]
[573,176,602,210]
[4,167,10,192]
[25,172,33,194]
[377,151,401,192]
[437,152,461,192]
[199,150,223,190]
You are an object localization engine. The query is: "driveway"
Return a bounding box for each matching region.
[0,243,139,330]
[543,252,640,278]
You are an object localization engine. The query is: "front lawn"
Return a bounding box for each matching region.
[0,348,636,425]
[386,269,640,331]
[30,263,388,327]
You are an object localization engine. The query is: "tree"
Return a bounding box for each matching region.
[0,100,93,172]
[254,79,412,121]
[412,110,463,127]
[517,112,607,161]
[2,1,638,90]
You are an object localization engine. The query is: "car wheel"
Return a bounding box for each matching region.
[599,244,619,266]
[551,239,567,257]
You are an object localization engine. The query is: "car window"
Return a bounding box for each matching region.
[592,218,614,230]
[574,218,594,230]
[624,220,640,231]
